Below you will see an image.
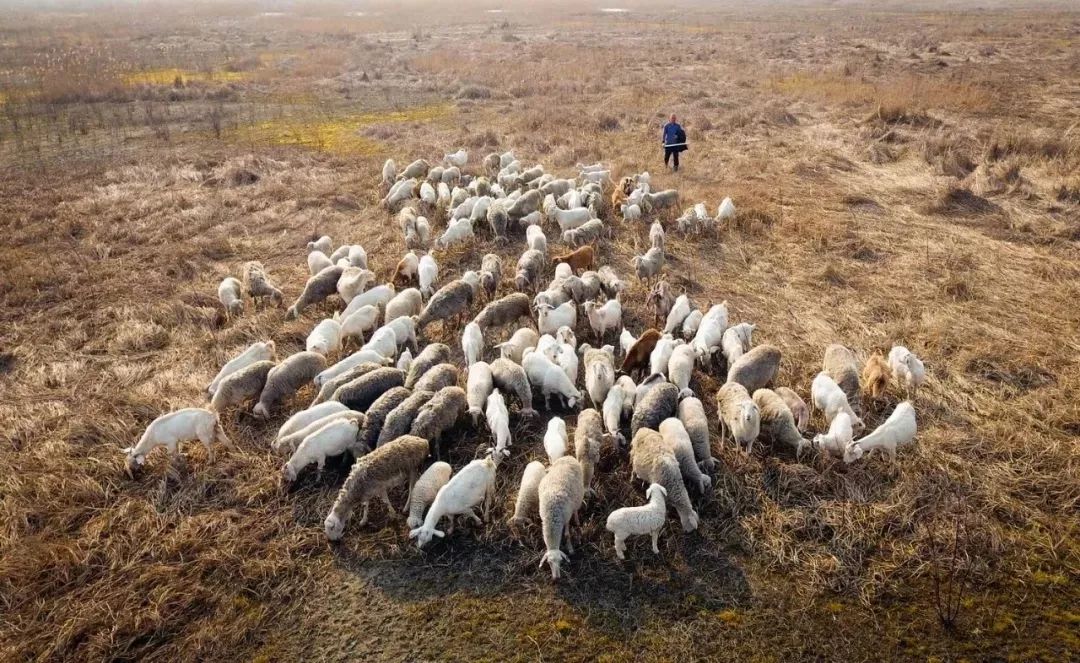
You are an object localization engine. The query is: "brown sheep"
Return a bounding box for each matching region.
[553,245,595,273]
[619,328,662,377]
[862,352,891,401]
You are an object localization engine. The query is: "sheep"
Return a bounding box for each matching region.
[381,159,396,186]
[522,348,581,409]
[667,344,697,394]
[347,245,368,269]
[441,166,461,185]
[623,203,642,222]
[490,357,537,417]
[273,410,363,455]
[337,306,379,347]
[602,378,632,450]
[508,461,546,526]
[405,343,451,389]
[678,308,702,342]
[727,344,781,393]
[862,353,891,400]
[361,326,399,360]
[468,196,493,226]
[630,428,699,532]
[332,367,406,411]
[547,200,591,232]
[217,277,244,319]
[620,329,662,377]
[329,243,349,263]
[606,483,667,560]
[507,189,542,218]
[752,388,810,456]
[596,265,626,298]
[393,252,420,285]
[410,455,496,548]
[210,360,275,412]
[574,408,603,492]
[343,284,395,320]
[631,382,680,437]
[207,341,276,398]
[495,327,539,365]
[282,416,366,483]
[383,178,417,208]
[417,253,439,299]
[716,197,736,222]
[310,361,383,406]
[337,267,375,304]
[641,189,679,215]
[452,322,483,371]
[324,435,429,539]
[582,345,615,408]
[377,390,435,447]
[844,402,917,464]
[482,152,500,173]
[634,373,667,406]
[659,418,711,493]
[553,245,595,273]
[474,293,532,331]
[396,348,413,373]
[410,386,468,455]
[721,322,755,369]
[690,303,730,361]
[308,250,333,276]
[518,210,543,229]
[242,261,284,308]
[649,333,678,377]
[314,349,391,389]
[578,271,603,301]
[619,328,637,356]
[562,219,605,247]
[677,394,715,471]
[307,235,332,255]
[253,352,327,418]
[544,417,568,463]
[811,372,864,431]
[476,254,503,301]
[515,249,546,292]
[646,281,675,324]
[553,341,579,386]
[414,217,431,247]
[413,363,460,394]
[716,382,760,453]
[663,295,691,335]
[538,456,585,579]
[649,221,665,251]
[813,411,853,459]
[583,299,622,343]
[888,346,926,394]
[419,181,437,206]
[406,461,453,529]
[123,408,231,474]
[306,318,343,356]
[399,158,429,180]
[537,301,576,337]
[285,264,344,320]
[413,280,475,333]
[533,287,573,311]
[435,218,475,249]
[775,386,810,432]
[481,388,513,460]
[356,387,411,451]
[382,288,422,323]
[823,344,862,412]
[482,203,509,245]
[460,358,495,421]
[526,225,547,253]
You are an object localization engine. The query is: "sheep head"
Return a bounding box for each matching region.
[408,525,445,548]
[843,441,865,464]
[645,483,668,501]
[539,549,568,579]
[324,513,346,541]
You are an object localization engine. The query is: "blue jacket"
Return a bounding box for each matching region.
[663,122,686,150]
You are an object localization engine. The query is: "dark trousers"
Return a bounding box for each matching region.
[664,147,680,171]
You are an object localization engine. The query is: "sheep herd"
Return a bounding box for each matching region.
[126,148,927,580]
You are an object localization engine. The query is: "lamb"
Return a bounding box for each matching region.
[207,341,275,397]
[646,281,675,324]
[630,428,699,532]
[721,322,755,368]
[210,360,275,412]
[307,235,332,255]
[356,387,411,451]
[544,417,568,462]
[823,344,862,411]
[583,345,616,408]
[549,204,591,233]
[727,344,781,393]
[413,363,460,394]
[393,252,420,285]
[307,250,333,276]
[381,158,396,186]
[752,388,810,456]
[680,310,702,340]
[515,249,546,292]
[813,411,853,459]
[282,416,366,483]
[495,327,538,364]
[332,367,406,411]
[123,408,232,474]
[413,280,475,332]
[649,333,678,377]
[775,386,810,432]
[811,372,864,431]
[888,346,926,394]
[522,348,582,409]
[538,456,585,579]
[253,351,327,418]
[377,390,435,447]
[343,284,395,319]
[337,305,379,346]
[396,348,413,373]
[474,293,532,331]
[336,267,375,304]
[844,402,917,464]
[418,253,438,299]
[620,328,662,377]
[715,382,760,453]
[677,394,715,471]
[552,245,595,273]
[406,461,453,528]
[508,461,546,526]
[602,378,632,450]
[649,220,665,252]
[306,318,343,356]
[410,455,496,548]
[405,343,451,389]
[537,301,576,336]
[583,299,622,343]
[217,277,244,318]
[606,483,667,560]
[574,409,604,493]
[659,418,711,493]
[490,357,537,417]
[324,435,429,539]
[562,219,605,247]
[285,264,344,320]
[242,261,284,308]
[667,344,697,394]
[384,288,424,323]
[314,350,391,389]
[630,382,680,437]
[410,386,468,454]
[690,303,730,361]
[526,225,547,253]
[664,295,691,334]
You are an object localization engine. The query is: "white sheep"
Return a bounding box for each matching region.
[495,327,539,364]
[605,483,667,560]
[337,267,375,304]
[663,294,691,334]
[716,382,760,454]
[415,253,438,300]
[623,203,642,222]
[275,401,349,442]
[282,417,363,483]
[537,301,576,336]
[538,456,585,579]
[384,288,423,322]
[342,284,395,319]
[273,410,362,455]
[485,389,512,459]
[420,181,437,206]
[659,418,711,493]
[667,344,697,394]
[583,345,616,409]
[649,333,678,377]
[544,417,568,462]
[306,318,343,356]
[462,322,484,369]
[721,322,755,368]
[393,252,419,284]
[716,196,736,222]
[338,305,379,345]
[526,224,547,253]
[123,408,231,474]
[811,372,864,430]
[466,361,494,425]
[217,277,244,318]
[631,246,665,282]
[888,346,926,393]
[308,250,333,276]
[409,456,497,548]
[435,218,474,248]
[649,220,665,251]
[207,341,275,397]
[361,326,399,360]
[845,402,917,463]
[553,341,578,386]
[381,159,396,186]
[314,349,391,387]
[680,310,702,340]
[690,302,729,361]
[583,299,622,342]
[813,411,853,459]
[307,235,332,254]
[406,462,453,528]
[522,348,581,409]
[619,328,637,356]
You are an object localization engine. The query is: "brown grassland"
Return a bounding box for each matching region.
[1,1,1078,660]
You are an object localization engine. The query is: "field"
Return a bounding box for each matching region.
[1,1,1078,660]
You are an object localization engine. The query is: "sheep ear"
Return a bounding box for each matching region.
[433,529,445,538]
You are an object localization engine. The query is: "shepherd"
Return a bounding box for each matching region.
[662,114,687,172]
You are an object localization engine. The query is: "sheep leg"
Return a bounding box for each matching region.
[563,518,575,554]
[379,487,396,516]
[357,501,371,526]
[614,535,626,560]
[464,507,482,525]
[403,469,417,512]
[651,529,661,554]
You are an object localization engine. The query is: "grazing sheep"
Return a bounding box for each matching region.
[362,326,399,360]
[377,390,435,447]
[659,418,711,493]
[753,388,810,456]
[418,253,438,299]
[441,166,461,185]
[863,353,891,400]
[210,360,275,412]
[641,189,679,215]
[601,378,632,450]
[385,288,424,323]
[407,461,453,528]
[634,373,667,406]
[413,363,460,394]
[419,181,437,206]
[306,318,343,356]
[631,382,680,437]
[307,235,332,255]
[562,219,605,247]
[690,303,730,362]
[811,372,864,431]
[649,334,679,377]
[583,345,616,408]
[479,253,504,300]
[490,357,537,417]
[381,159,397,185]
[207,341,276,397]
[538,456,585,580]
[460,322,484,370]
[410,455,497,548]
[410,386,468,455]
[844,402,917,464]
[274,411,363,455]
[337,267,376,304]
[716,197,736,222]
[276,402,349,443]
[123,408,232,474]
[311,361,384,406]
[823,344,862,411]
[522,349,582,409]
[329,243,352,264]
[620,329,662,377]
[716,382,760,453]
[536,301,576,337]
[606,483,667,560]
[474,293,532,331]
[308,250,333,276]
[681,310,703,340]
[813,411,853,459]
[396,348,413,373]
[435,218,475,248]
[667,344,697,394]
[721,322,755,369]
[553,245,595,273]
[217,277,244,319]
[399,158,430,180]
[466,360,495,424]
[552,341,579,386]
[338,305,379,346]
[646,281,675,324]
[383,178,417,208]
[507,189,543,218]
[596,266,626,298]
[775,386,810,432]
[286,264,344,320]
[649,221,665,252]
[630,428,699,532]
[485,388,513,459]
[574,408,603,492]
[253,352,327,418]
[509,461,546,526]
[332,367,406,411]
[242,261,284,308]
[526,225,547,253]
[486,203,509,244]
[414,280,475,332]
[393,252,420,286]
[677,394,715,471]
[515,249,546,292]
[727,344,781,393]
[664,295,691,334]
[583,299,622,343]
[356,387,411,451]
[282,416,366,483]
[888,346,926,394]
[619,328,637,356]
[405,343,451,389]
[324,435,429,539]
[315,349,391,389]
[343,284,395,320]
[544,417,569,463]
